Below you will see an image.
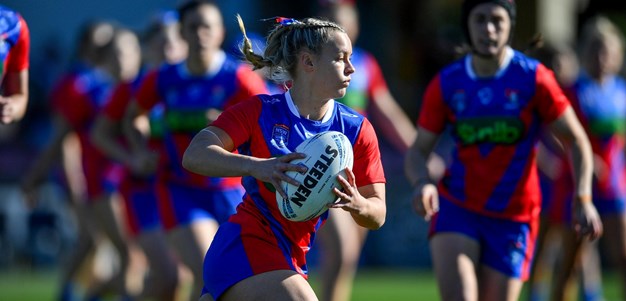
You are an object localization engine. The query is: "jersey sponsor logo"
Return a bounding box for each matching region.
[271,124,289,149]
[455,116,524,144]
[165,110,209,132]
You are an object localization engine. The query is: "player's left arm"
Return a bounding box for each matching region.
[537,63,602,239]
[331,119,387,229]
[332,172,386,230]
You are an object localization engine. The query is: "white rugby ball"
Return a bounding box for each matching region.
[277,131,354,222]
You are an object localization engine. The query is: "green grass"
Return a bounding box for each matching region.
[310,268,440,300]
[0,267,621,300]
[0,268,58,301]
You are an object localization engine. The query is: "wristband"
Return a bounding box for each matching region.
[576,195,592,204]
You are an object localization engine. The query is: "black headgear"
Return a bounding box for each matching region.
[461,0,516,45]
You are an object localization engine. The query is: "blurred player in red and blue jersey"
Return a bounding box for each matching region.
[22,22,147,301]
[0,5,30,124]
[90,11,189,301]
[405,1,603,300]
[124,1,268,299]
[551,16,626,301]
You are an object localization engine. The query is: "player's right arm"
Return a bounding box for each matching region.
[182,126,305,199]
[405,74,448,221]
[405,128,440,221]
[182,99,306,199]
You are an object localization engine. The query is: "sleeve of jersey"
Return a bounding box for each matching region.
[211,97,262,148]
[103,83,131,121]
[353,118,386,187]
[534,64,570,123]
[134,71,160,112]
[417,75,449,133]
[5,16,30,72]
[364,54,389,98]
[224,67,269,109]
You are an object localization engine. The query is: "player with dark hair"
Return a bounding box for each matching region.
[123,1,268,300]
[405,1,603,300]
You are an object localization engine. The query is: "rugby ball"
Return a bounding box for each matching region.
[277,131,354,222]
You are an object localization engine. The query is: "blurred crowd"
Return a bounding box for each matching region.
[1,0,626,301]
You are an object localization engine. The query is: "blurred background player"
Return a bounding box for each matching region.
[526,41,606,301]
[0,4,30,124]
[545,15,626,301]
[123,1,268,299]
[90,13,189,300]
[21,21,146,300]
[405,0,603,300]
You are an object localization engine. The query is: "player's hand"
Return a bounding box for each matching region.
[252,152,308,200]
[411,182,439,221]
[330,168,363,212]
[572,198,603,240]
[0,96,17,124]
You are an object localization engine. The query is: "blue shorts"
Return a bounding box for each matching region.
[121,177,162,236]
[157,181,244,230]
[429,198,538,280]
[201,212,306,300]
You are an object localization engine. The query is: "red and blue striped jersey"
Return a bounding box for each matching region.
[212,91,385,275]
[135,52,268,188]
[0,5,29,78]
[419,48,570,222]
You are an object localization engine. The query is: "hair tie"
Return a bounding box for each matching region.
[264,17,303,26]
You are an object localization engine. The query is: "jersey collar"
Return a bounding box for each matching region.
[465,46,514,80]
[285,90,335,123]
[178,50,226,77]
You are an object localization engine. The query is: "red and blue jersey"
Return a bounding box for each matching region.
[135,52,268,189]
[0,5,29,78]
[51,63,116,199]
[336,47,387,116]
[210,91,385,277]
[569,73,626,205]
[419,48,570,222]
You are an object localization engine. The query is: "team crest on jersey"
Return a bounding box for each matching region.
[478,87,493,105]
[504,89,519,110]
[272,124,290,148]
[452,90,466,112]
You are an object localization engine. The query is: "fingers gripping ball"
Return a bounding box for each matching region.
[277,131,354,221]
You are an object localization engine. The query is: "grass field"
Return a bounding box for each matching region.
[0,267,621,301]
